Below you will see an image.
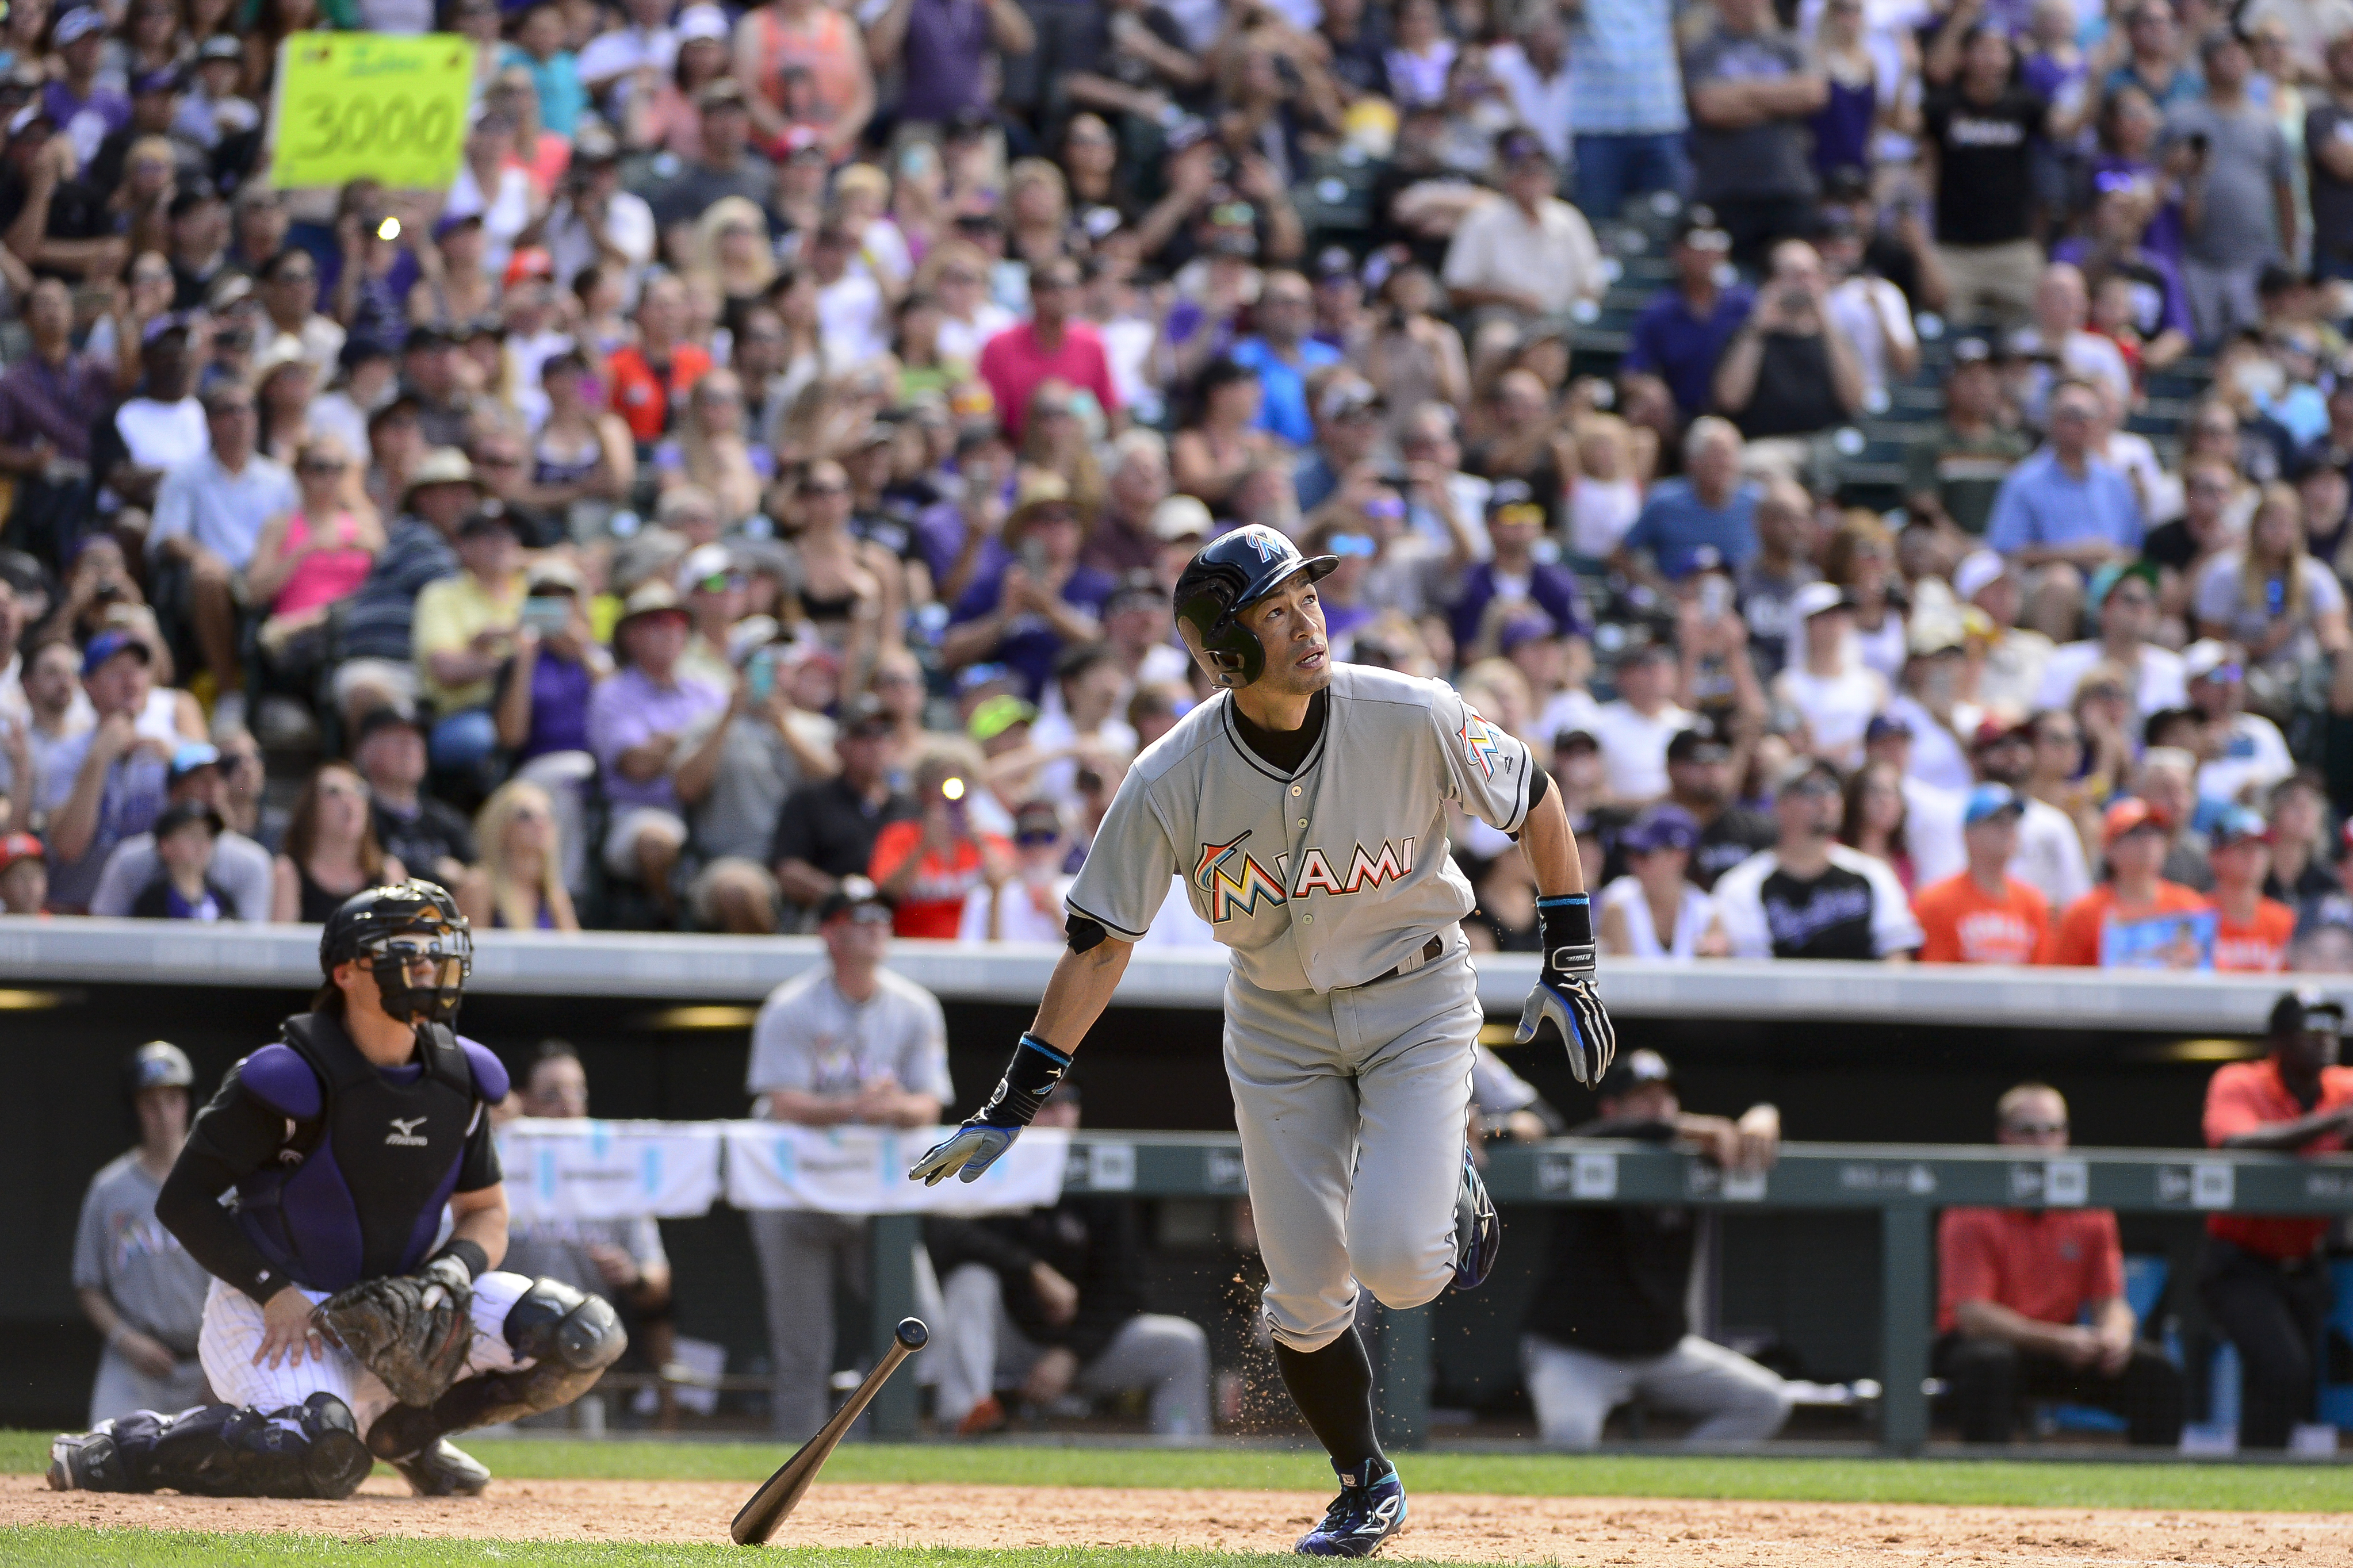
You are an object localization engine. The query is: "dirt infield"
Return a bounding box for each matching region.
[7,1472,2345,1564]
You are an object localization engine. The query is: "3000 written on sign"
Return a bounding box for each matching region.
[269,34,477,190]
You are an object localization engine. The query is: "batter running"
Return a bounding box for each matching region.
[48,881,626,1500]
[912,525,1614,1558]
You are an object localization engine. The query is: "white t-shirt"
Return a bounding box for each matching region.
[817,273,890,369]
[1901,776,1966,888]
[959,873,1075,943]
[2198,711,2294,807]
[1567,477,1642,559]
[1599,873,1718,959]
[113,397,208,473]
[937,303,1016,366]
[2037,640,2186,715]
[1536,685,1604,747]
[2011,796,2093,912]
[1590,698,1695,802]
[1827,274,1916,406]
[1773,663,1885,768]
[1884,692,1979,796]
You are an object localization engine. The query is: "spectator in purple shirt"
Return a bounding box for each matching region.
[1621,208,1753,427]
[44,7,129,170]
[496,555,611,897]
[1448,479,1594,656]
[866,0,1035,128]
[588,581,726,923]
[939,471,1114,701]
[0,277,129,563]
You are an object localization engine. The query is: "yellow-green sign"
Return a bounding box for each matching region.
[269,33,479,191]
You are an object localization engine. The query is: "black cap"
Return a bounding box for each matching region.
[1597,1047,1673,1102]
[2269,987,2346,1038]
[816,873,895,925]
[1666,723,1730,765]
[353,704,423,745]
[837,692,893,737]
[154,798,225,840]
[1950,334,1999,366]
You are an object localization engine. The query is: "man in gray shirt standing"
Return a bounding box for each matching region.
[744,877,952,1439]
[72,1042,215,1424]
[1682,0,1826,267]
[2164,29,2297,342]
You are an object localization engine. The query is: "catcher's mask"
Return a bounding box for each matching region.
[319,879,475,1026]
[1172,524,1338,689]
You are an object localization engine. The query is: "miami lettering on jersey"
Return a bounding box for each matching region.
[1194,830,1418,922]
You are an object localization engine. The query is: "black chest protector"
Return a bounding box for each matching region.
[232,1013,484,1294]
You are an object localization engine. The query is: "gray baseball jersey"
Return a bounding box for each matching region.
[1065,663,1535,991]
[72,1151,213,1355]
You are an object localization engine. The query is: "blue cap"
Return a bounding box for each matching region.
[2213,806,2271,848]
[81,628,152,677]
[167,742,222,781]
[1621,803,1700,855]
[1962,783,2022,827]
[1865,713,1913,744]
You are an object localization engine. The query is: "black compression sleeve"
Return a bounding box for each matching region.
[1526,764,1550,812]
[156,1115,292,1304]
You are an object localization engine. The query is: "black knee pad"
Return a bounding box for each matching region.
[504,1276,628,1373]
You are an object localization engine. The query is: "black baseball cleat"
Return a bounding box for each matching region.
[1295,1460,1407,1557]
[391,1438,492,1497]
[1452,1147,1500,1290]
[48,1427,128,1492]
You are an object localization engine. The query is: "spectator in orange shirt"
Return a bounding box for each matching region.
[2199,989,2353,1448]
[2038,798,2213,967]
[870,746,1012,939]
[2210,808,2296,973]
[1915,785,2051,965]
[1934,1083,2184,1446]
[604,275,713,447]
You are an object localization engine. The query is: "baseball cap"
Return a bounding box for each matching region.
[1962,783,2023,827]
[1952,549,2008,603]
[132,66,183,97]
[1950,335,2002,366]
[527,557,587,597]
[2183,639,2243,683]
[197,35,243,63]
[1620,639,1677,668]
[1621,804,1700,856]
[353,705,424,746]
[167,742,223,783]
[1666,724,1730,766]
[53,7,108,45]
[2212,806,2271,848]
[816,874,894,926]
[969,693,1036,743]
[1152,494,1214,543]
[1495,127,1548,166]
[1777,754,1845,796]
[696,76,748,112]
[1012,800,1063,843]
[676,542,737,594]
[81,628,152,677]
[2271,986,2346,1037]
[838,693,893,738]
[1790,581,1849,622]
[1674,206,1731,251]
[129,1040,194,1091]
[675,1,729,40]
[1497,616,1556,657]
[154,798,225,841]
[1554,727,1600,756]
[1105,570,1164,618]
[457,508,521,540]
[1864,713,1913,745]
[2101,796,2171,845]
[0,831,42,872]
[1597,1046,1673,1102]
[1486,478,1545,526]
[1318,376,1382,424]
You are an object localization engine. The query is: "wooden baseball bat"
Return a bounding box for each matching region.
[729,1316,929,1545]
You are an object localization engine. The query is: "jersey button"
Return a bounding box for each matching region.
[1298,818,1307,828]
[1302,914,1314,924]
[1290,785,1302,797]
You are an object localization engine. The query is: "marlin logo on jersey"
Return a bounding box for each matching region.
[1459,712,1505,780]
[385,1116,430,1147]
[1196,831,1288,922]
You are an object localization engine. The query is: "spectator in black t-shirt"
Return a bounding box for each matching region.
[1663,723,1777,890]
[1712,239,1864,442]
[1922,24,2052,329]
[1713,754,1926,958]
[351,706,476,887]
[770,695,916,926]
[2310,34,2353,282]
[1518,1048,1790,1448]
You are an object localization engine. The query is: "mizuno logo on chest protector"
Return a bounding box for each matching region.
[385,1116,430,1147]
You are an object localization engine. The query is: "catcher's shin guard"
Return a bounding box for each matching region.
[83,1394,370,1498]
[368,1278,626,1462]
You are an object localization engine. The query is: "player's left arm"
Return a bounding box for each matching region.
[1510,773,1617,1087]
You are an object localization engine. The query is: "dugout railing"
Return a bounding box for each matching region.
[855,1134,2353,1455]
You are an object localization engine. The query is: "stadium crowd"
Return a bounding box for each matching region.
[0,0,2348,969]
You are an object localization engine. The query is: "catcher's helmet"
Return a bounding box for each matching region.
[1172,525,1338,688]
[319,879,474,1026]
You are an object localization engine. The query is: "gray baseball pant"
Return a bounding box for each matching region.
[747,1209,867,1440]
[1225,937,1479,1353]
[929,1262,1212,1435]
[1521,1332,1792,1448]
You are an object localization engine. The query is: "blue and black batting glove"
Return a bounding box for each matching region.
[908,1033,1070,1186]
[1514,894,1615,1087]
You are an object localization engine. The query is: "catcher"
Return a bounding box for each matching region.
[48,881,625,1500]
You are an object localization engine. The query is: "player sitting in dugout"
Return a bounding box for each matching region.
[48,881,625,1500]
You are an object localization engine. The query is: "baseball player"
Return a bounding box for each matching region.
[48,881,626,1500]
[72,1042,215,1425]
[911,526,1613,1558]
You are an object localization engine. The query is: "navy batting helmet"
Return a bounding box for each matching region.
[319,879,474,1026]
[1172,525,1338,688]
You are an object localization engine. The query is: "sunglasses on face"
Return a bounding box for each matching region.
[2005,1120,2068,1136]
[801,481,848,497]
[1016,830,1059,846]
[298,459,346,474]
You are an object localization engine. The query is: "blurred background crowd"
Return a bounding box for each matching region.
[2,0,2353,974]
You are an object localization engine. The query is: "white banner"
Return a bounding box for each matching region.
[722,1123,1070,1216]
[497,1118,728,1223]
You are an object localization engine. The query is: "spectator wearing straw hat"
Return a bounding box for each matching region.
[588,581,727,921]
[940,471,1114,702]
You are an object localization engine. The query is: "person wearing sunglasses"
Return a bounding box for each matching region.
[1933,1082,2183,1447]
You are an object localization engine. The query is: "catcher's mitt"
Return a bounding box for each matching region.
[311,1259,474,1407]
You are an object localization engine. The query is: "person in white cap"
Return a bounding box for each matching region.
[1770,582,1886,770]
[1953,549,2052,715]
[2183,640,2293,807]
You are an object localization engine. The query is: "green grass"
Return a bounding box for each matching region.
[9,1432,2353,1512]
[1,1534,1413,1568]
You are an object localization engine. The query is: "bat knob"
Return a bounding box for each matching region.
[895,1317,929,1351]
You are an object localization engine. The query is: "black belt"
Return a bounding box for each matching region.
[1373,935,1445,983]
